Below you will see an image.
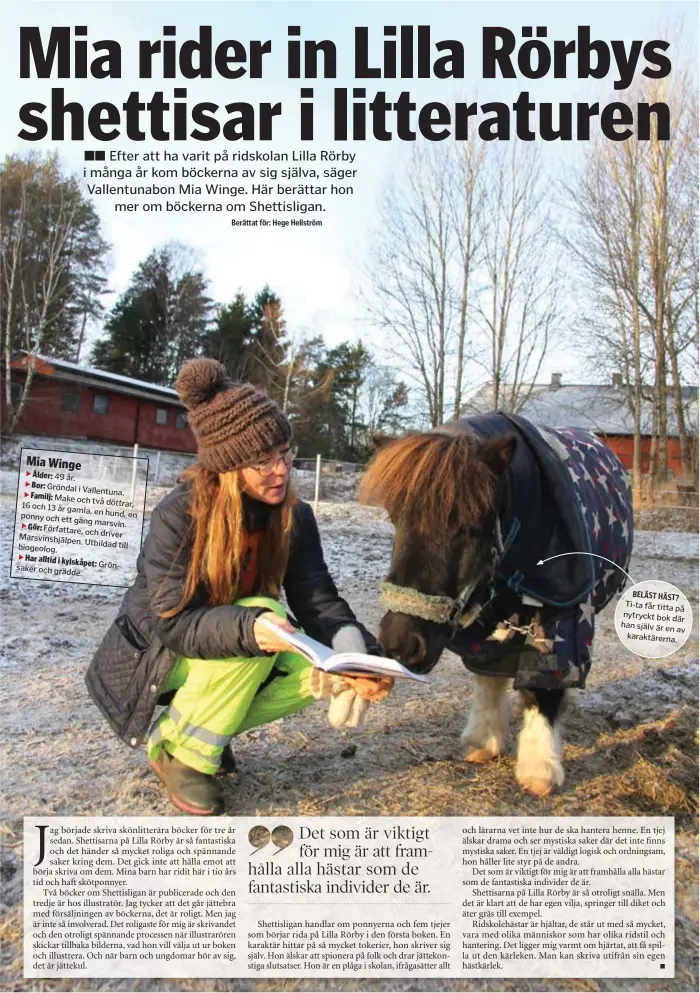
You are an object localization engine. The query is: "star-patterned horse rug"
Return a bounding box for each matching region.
[360,411,634,796]
[446,412,634,692]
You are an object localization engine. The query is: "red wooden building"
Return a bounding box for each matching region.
[465,374,697,478]
[4,354,197,454]
[515,379,697,478]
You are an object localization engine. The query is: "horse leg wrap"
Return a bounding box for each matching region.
[515,699,565,796]
[461,675,511,763]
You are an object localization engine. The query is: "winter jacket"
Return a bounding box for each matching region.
[85,485,375,748]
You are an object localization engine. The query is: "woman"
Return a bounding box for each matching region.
[86,358,391,815]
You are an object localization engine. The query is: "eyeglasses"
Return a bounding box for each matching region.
[246,445,298,474]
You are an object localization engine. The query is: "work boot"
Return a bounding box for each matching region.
[216,746,237,777]
[150,749,224,815]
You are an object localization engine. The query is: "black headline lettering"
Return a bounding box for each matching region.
[16,23,674,144]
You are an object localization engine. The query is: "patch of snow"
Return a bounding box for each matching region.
[633,530,698,561]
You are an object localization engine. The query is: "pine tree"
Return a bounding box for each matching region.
[285,336,334,456]
[324,341,372,459]
[91,245,212,384]
[203,293,254,381]
[246,286,287,396]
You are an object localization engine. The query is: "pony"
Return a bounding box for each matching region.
[359,412,634,797]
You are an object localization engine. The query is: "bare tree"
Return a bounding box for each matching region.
[247,303,315,417]
[365,140,558,426]
[562,131,647,501]
[360,363,411,443]
[447,134,486,418]
[280,329,301,414]
[247,298,289,405]
[365,145,456,427]
[643,73,698,480]
[474,143,560,413]
[564,59,698,496]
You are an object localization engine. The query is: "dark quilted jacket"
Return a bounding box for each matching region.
[85,486,374,748]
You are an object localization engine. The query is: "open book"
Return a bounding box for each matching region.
[259,619,428,682]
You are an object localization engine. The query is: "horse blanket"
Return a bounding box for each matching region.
[449,413,634,690]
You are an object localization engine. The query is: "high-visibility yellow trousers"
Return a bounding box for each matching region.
[147,597,315,775]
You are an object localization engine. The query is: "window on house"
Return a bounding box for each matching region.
[10,383,22,406]
[175,412,188,429]
[93,393,110,415]
[61,391,81,412]
[155,407,169,426]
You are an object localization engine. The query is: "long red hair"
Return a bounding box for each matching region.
[159,465,295,617]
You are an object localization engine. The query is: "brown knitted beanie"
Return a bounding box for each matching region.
[175,358,291,472]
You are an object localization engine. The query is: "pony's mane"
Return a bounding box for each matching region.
[359,431,497,533]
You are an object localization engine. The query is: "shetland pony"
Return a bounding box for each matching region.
[360,414,633,796]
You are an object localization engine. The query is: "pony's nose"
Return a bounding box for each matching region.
[379,613,427,668]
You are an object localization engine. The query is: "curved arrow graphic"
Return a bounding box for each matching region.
[537,553,635,585]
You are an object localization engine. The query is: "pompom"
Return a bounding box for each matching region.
[175,358,228,409]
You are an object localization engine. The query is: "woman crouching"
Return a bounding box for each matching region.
[86,358,390,815]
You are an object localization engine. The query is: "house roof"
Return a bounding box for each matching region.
[12,353,184,406]
[461,382,551,414]
[464,381,698,436]
[519,385,697,436]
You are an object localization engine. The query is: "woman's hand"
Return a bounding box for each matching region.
[253,612,297,653]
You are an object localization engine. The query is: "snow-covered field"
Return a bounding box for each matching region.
[0,478,698,991]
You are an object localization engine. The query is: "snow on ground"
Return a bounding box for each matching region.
[632,529,699,561]
[1,483,698,991]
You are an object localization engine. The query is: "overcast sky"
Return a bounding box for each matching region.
[2,0,697,385]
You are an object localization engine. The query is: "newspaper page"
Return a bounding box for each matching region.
[1,1,698,993]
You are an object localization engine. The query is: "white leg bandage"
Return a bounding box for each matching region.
[461,675,511,763]
[515,701,565,796]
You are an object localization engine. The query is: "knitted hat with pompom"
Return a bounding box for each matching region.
[175,358,291,473]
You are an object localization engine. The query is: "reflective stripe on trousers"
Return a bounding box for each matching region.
[147,597,316,775]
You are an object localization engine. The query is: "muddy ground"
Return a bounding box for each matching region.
[0,492,697,993]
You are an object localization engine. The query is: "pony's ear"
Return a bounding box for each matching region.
[478,435,516,475]
[371,431,397,450]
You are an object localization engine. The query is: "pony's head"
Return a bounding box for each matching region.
[359,430,515,672]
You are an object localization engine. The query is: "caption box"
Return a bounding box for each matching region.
[11,448,148,587]
[615,580,693,658]
[24,816,674,979]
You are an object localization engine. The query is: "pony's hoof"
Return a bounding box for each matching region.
[518,776,555,797]
[516,761,564,797]
[464,747,500,764]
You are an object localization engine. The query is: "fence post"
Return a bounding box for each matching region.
[314,454,321,515]
[155,450,161,487]
[131,443,139,505]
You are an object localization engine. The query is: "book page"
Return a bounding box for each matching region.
[24,816,676,979]
[257,620,427,681]
[257,619,332,665]
[323,654,429,682]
